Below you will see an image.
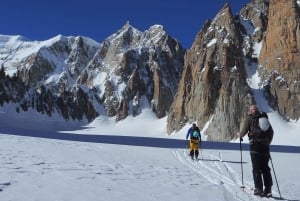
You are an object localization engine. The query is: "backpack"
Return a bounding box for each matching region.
[250,112,274,145]
[192,130,200,138]
[191,129,200,140]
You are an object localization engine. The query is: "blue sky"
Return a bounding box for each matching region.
[1,0,249,48]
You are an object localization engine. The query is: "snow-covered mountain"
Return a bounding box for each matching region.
[1,0,300,142]
[0,34,101,121]
[0,22,185,122]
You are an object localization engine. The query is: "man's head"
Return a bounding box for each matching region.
[192,123,196,128]
[249,104,258,114]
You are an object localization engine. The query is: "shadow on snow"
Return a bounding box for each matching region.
[1,127,300,154]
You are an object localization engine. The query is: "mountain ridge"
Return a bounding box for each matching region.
[1,0,300,141]
[0,22,185,122]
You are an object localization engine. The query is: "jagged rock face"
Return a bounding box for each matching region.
[0,23,185,122]
[19,52,53,86]
[81,23,185,120]
[0,68,27,106]
[0,35,101,121]
[167,4,253,141]
[259,0,300,119]
[240,0,269,43]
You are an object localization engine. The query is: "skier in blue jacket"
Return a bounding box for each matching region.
[186,123,201,160]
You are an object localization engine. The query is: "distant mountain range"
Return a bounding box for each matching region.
[1,0,300,141]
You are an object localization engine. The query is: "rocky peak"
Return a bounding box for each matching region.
[82,24,185,120]
[107,21,142,49]
[167,3,253,141]
[143,25,166,42]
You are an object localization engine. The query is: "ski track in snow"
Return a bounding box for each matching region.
[172,149,280,201]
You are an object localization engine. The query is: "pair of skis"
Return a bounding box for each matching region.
[239,186,282,200]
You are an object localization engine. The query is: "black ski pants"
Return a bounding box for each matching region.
[250,151,273,190]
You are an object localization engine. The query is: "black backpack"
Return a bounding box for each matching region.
[250,112,274,145]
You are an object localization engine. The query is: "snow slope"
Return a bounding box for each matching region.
[0,105,300,201]
[0,133,299,201]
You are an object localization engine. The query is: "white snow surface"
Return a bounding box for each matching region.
[1,99,300,201]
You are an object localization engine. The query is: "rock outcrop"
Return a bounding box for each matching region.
[259,0,300,120]
[167,4,253,141]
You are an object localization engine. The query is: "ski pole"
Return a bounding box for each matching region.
[239,137,245,189]
[269,153,282,198]
[200,141,203,159]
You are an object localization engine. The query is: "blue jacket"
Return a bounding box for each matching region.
[186,127,201,141]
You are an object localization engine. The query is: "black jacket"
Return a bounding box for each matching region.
[241,111,272,154]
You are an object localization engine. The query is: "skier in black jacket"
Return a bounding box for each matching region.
[237,105,273,197]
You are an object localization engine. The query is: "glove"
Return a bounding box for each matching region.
[240,137,243,142]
